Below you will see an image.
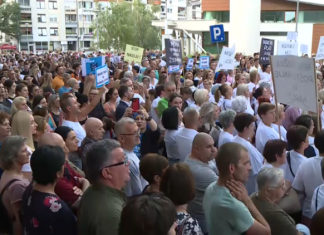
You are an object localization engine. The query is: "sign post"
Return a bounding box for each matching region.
[210,25,225,55]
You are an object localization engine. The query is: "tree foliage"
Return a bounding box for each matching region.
[93,0,161,51]
[0,1,21,38]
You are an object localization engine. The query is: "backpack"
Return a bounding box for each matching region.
[176,215,192,235]
[0,179,20,233]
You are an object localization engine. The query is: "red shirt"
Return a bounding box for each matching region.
[54,161,82,207]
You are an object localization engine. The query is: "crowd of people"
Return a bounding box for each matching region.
[0,50,324,235]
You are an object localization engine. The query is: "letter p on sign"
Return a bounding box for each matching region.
[210,25,225,43]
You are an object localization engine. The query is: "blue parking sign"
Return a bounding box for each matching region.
[210,25,225,43]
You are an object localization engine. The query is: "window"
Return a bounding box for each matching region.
[167,8,172,13]
[38,28,47,36]
[261,11,284,22]
[36,0,45,9]
[21,13,32,21]
[20,27,32,35]
[37,14,46,23]
[260,32,287,36]
[49,1,57,9]
[65,15,76,22]
[285,11,295,22]
[84,41,91,48]
[50,28,59,36]
[298,11,324,23]
[36,42,48,50]
[18,0,30,6]
[203,11,229,22]
[49,15,58,22]
[66,28,77,34]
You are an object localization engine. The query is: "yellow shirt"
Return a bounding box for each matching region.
[52,75,64,92]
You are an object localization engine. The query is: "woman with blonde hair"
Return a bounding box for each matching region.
[11,110,37,181]
[199,101,221,147]
[193,89,209,111]
[47,93,60,127]
[41,72,54,94]
[11,96,29,116]
[271,103,287,142]
[33,115,47,148]
[232,73,245,97]
[67,78,80,93]
[29,64,40,85]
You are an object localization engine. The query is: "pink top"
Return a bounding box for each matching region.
[227,75,234,84]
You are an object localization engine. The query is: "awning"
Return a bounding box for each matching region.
[0,44,17,50]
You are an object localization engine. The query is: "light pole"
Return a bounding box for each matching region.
[295,0,300,32]
[94,10,99,51]
[25,23,28,52]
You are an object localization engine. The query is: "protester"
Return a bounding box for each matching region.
[218,110,236,147]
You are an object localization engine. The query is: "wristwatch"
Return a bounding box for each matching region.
[145,116,152,122]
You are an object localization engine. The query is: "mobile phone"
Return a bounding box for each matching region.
[131,98,140,112]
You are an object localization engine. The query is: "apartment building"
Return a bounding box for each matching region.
[152,0,324,55]
[16,0,99,52]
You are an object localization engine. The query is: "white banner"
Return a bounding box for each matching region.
[277,41,298,56]
[216,45,235,71]
[316,36,324,60]
[300,44,308,54]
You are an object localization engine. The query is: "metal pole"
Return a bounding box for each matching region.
[217,42,219,55]
[183,29,207,53]
[96,14,99,51]
[295,0,299,32]
[76,0,79,51]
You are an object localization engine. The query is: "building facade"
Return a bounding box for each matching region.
[152,0,324,55]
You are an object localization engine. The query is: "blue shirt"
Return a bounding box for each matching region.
[133,133,143,158]
[58,86,71,98]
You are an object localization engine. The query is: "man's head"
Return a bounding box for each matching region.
[183,107,199,130]
[120,77,133,88]
[191,133,216,163]
[88,88,98,102]
[86,139,130,189]
[115,118,140,150]
[56,66,64,76]
[8,70,15,80]
[216,143,251,183]
[124,71,133,80]
[60,93,81,115]
[63,73,71,84]
[38,132,69,155]
[164,81,176,100]
[118,85,133,102]
[85,118,104,141]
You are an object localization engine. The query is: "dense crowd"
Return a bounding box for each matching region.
[0,50,324,235]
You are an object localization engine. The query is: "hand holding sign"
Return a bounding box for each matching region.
[95,65,109,88]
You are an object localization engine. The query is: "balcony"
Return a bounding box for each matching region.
[83,33,94,39]
[65,21,77,27]
[65,6,76,13]
[20,35,33,42]
[20,5,31,12]
[66,31,78,37]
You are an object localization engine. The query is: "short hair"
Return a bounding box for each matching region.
[15,83,27,96]
[115,117,135,137]
[3,79,14,90]
[86,139,121,184]
[118,193,176,235]
[194,89,208,106]
[124,71,133,79]
[54,126,73,141]
[216,143,248,177]
[31,145,65,185]
[259,80,271,90]
[219,110,236,129]
[233,113,256,132]
[139,154,169,184]
[161,107,179,130]
[63,73,71,82]
[257,167,284,190]
[315,130,324,154]
[236,84,249,96]
[183,107,199,125]
[258,102,275,117]
[120,77,131,85]
[231,96,247,113]
[0,136,27,170]
[55,66,64,73]
[155,85,164,97]
[118,85,129,98]
[160,163,195,206]
[263,140,287,163]
[295,115,313,130]
[67,78,78,88]
[287,125,309,150]
[60,92,74,113]
[0,111,9,125]
[72,62,81,70]
[164,81,176,90]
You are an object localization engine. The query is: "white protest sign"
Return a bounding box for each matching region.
[271,55,317,113]
[199,56,210,69]
[186,58,194,70]
[277,41,298,56]
[315,36,324,60]
[95,64,109,88]
[216,46,235,71]
[300,44,308,54]
[287,32,298,41]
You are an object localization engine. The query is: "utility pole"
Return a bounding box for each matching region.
[94,10,99,51]
[76,0,79,51]
[295,0,300,32]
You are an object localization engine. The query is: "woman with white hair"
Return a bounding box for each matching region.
[231,96,247,114]
[199,102,221,147]
[194,89,209,111]
[11,96,30,117]
[252,167,309,235]
[218,110,236,147]
[236,84,254,115]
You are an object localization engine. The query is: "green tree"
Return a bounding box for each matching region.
[0,1,21,39]
[92,0,161,51]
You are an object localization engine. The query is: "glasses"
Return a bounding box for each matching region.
[120,130,141,136]
[103,154,128,168]
[268,183,286,190]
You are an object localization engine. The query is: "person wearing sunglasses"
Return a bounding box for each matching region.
[78,139,130,235]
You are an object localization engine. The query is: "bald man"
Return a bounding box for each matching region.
[184,133,218,234]
[39,133,90,211]
[81,118,105,173]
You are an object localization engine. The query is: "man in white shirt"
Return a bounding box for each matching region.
[175,107,199,162]
[115,117,147,197]
[150,85,164,124]
[250,58,263,77]
[61,92,86,147]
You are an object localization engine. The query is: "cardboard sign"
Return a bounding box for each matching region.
[300,44,308,54]
[165,39,183,66]
[259,38,275,64]
[287,32,298,41]
[124,44,144,64]
[168,65,180,73]
[215,46,235,72]
[81,56,106,76]
[277,41,298,56]
[199,56,210,69]
[316,36,324,60]
[271,55,317,113]
[95,64,109,88]
[186,58,194,70]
